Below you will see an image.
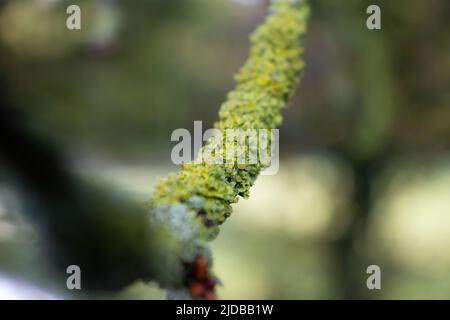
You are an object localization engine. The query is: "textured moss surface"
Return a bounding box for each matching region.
[149,0,309,295]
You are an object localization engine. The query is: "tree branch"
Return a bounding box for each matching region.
[149,0,310,299]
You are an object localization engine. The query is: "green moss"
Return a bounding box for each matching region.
[150,0,309,276]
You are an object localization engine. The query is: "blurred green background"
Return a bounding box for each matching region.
[0,0,450,299]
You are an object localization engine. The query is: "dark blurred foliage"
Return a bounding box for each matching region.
[292,0,450,159]
[1,0,448,158]
[1,0,247,157]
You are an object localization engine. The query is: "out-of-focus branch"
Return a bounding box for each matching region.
[0,80,181,294]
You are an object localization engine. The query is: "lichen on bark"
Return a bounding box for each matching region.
[149,0,310,298]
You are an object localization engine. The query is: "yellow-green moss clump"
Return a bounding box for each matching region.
[149,0,309,294]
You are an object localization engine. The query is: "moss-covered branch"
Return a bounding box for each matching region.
[150,0,309,299]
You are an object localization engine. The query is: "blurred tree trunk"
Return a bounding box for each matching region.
[333,150,387,299]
